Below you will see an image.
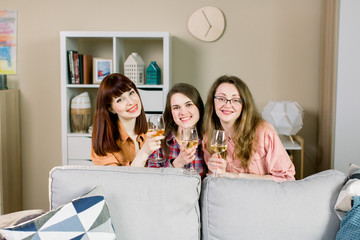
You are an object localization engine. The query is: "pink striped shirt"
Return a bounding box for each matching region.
[203,121,295,182]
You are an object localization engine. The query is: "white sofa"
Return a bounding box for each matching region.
[48,166,347,240]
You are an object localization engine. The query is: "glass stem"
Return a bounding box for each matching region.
[214,152,221,176]
[190,162,195,171]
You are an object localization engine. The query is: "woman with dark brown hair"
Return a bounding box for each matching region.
[202,75,295,181]
[147,83,206,177]
[91,73,163,166]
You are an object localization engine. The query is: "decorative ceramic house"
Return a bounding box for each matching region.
[124,52,145,84]
[146,61,161,85]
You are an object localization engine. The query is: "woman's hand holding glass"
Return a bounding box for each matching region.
[177,127,199,174]
[208,130,228,177]
[208,153,227,175]
[172,141,197,168]
[142,130,164,156]
[147,115,165,163]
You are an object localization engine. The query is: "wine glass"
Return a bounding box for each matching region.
[209,130,228,177]
[147,115,165,165]
[180,127,199,175]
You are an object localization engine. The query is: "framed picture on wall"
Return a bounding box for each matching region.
[93,58,112,84]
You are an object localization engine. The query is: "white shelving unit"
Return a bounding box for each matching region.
[60,31,171,166]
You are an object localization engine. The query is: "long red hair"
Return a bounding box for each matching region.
[92,73,147,156]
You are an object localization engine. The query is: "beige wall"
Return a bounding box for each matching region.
[3,0,322,210]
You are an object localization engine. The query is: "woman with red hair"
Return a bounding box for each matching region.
[91,73,163,166]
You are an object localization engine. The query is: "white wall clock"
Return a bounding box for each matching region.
[187,6,226,42]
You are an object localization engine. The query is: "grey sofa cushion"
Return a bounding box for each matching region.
[201,170,347,240]
[49,166,201,240]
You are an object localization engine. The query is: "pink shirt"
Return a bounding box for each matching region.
[203,121,295,182]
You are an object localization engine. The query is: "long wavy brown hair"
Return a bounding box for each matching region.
[92,73,147,156]
[202,75,262,169]
[162,83,204,158]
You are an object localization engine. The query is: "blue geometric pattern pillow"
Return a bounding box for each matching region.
[336,195,360,240]
[0,186,115,240]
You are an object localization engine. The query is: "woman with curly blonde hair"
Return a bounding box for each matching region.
[202,75,295,181]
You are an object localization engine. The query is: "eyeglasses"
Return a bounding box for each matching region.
[214,96,243,105]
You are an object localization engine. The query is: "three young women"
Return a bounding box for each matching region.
[90,73,295,181]
[91,73,163,166]
[147,83,206,177]
[202,75,295,181]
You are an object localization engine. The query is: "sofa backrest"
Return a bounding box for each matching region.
[201,170,347,240]
[49,166,201,240]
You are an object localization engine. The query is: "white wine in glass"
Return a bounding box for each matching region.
[148,128,165,137]
[181,127,199,174]
[147,115,165,164]
[182,140,199,149]
[209,130,228,177]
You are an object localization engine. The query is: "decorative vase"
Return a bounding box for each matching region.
[146,61,161,85]
[70,92,91,133]
[0,75,8,90]
[124,52,145,84]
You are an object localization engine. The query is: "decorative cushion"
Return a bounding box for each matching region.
[335,164,360,219]
[348,163,360,180]
[0,186,115,240]
[336,196,360,240]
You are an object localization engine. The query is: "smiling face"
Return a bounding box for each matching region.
[170,93,200,130]
[214,83,243,128]
[109,88,142,121]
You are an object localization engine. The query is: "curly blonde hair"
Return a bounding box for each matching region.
[202,75,262,169]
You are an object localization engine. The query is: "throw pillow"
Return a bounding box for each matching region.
[348,163,360,180]
[336,195,360,240]
[0,186,115,240]
[335,163,360,219]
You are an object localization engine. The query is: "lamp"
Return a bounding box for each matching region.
[262,101,303,143]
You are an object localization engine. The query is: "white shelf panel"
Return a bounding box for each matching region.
[67,84,100,88]
[137,84,164,89]
[68,133,92,137]
[66,84,164,89]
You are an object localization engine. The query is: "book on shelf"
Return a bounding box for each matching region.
[67,50,77,84]
[67,51,93,85]
[82,54,93,84]
[78,54,84,84]
[73,52,80,84]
